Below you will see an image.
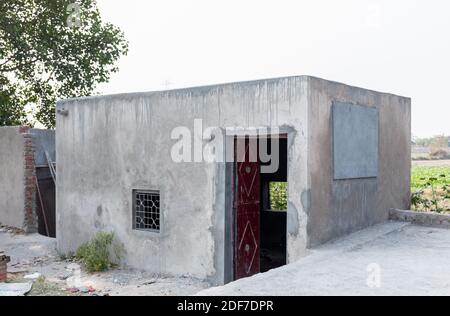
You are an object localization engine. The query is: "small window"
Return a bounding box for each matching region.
[133,190,160,232]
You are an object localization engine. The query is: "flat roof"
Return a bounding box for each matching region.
[57,75,410,105]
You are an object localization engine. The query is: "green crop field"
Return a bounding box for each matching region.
[268,164,450,213]
[411,165,450,191]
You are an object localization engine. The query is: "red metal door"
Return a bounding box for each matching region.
[235,138,260,279]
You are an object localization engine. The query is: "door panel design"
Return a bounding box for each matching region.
[235,138,260,279]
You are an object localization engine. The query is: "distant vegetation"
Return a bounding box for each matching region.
[413,135,449,148]
[412,135,450,160]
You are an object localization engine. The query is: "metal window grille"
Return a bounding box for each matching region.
[133,190,160,232]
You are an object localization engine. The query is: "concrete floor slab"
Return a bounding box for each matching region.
[199,221,450,296]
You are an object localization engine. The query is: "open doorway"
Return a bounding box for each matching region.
[232,134,288,280]
[260,136,287,273]
[35,166,56,238]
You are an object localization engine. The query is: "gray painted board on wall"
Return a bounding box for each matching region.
[332,101,379,180]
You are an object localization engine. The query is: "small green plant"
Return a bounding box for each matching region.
[444,183,450,199]
[270,182,288,210]
[75,232,123,273]
[411,171,450,213]
[411,189,430,211]
[428,176,443,213]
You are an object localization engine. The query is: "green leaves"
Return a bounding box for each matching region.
[270,182,288,211]
[75,231,123,273]
[411,166,450,214]
[0,0,128,127]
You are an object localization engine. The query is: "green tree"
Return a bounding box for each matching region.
[0,0,128,127]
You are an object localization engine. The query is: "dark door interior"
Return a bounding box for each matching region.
[260,137,287,272]
[35,167,56,238]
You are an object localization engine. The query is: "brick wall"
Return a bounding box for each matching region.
[19,126,38,233]
[0,264,6,282]
[0,254,10,282]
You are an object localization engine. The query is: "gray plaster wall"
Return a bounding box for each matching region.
[56,76,309,284]
[31,129,55,166]
[306,77,411,247]
[0,127,25,228]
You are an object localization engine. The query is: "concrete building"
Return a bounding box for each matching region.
[56,76,411,284]
[0,126,56,237]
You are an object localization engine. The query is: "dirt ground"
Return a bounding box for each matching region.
[412,159,450,167]
[0,226,209,296]
[199,222,450,296]
[4,221,450,296]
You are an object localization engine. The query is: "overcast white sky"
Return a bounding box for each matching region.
[96,0,449,138]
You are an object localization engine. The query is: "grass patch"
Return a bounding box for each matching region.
[75,232,123,273]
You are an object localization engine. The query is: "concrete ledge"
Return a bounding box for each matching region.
[389,209,450,229]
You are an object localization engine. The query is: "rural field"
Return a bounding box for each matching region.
[411,160,450,213]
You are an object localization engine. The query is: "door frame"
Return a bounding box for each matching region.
[224,132,289,283]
